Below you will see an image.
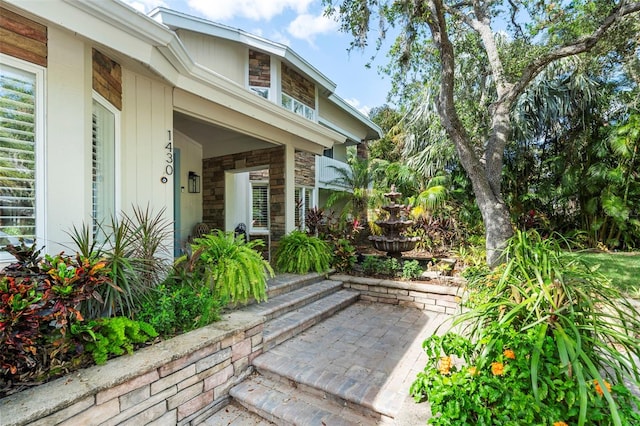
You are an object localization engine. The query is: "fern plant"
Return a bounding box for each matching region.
[275,231,332,274]
[190,230,272,304]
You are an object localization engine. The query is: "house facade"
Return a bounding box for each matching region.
[0,0,380,265]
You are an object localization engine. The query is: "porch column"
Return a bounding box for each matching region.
[284,144,295,234]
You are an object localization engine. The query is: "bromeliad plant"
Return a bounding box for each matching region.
[275,231,332,274]
[411,230,640,425]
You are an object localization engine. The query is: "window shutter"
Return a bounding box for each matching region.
[0,66,36,244]
[252,185,268,229]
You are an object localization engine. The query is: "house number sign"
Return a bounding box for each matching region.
[164,130,174,178]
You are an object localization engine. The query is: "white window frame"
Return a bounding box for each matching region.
[281,93,315,121]
[250,182,269,233]
[91,91,121,240]
[250,86,270,100]
[0,54,46,262]
[295,186,315,231]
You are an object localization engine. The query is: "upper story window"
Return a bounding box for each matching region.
[282,93,315,121]
[0,56,45,255]
[249,50,271,100]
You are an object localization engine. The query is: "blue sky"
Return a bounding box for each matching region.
[123,0,393,116]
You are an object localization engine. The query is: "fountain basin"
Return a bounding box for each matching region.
[369,235,419,255]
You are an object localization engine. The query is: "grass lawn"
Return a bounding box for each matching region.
[572,251,640,298]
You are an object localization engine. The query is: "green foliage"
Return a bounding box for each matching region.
[416,230,640,425]
[137,279,222,337]
[275,231,332,274]
[69,206,172,319]
[190,230,272,304]
[0,241,110,384]
[401,260,422,279]
[331,238,356,272]
[75,317,157,365]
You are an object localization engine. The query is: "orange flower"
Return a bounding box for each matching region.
[491,362,504,376]
[468,366,478,376]
[553,422,568,426]
[503,349,516,360]
[438,356,452,375]
[594,379,611,396]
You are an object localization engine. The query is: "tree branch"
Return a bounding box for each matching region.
[506,1,640,105]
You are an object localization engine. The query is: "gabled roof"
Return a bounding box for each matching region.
[149,8,337,96]
[149,7,381,141]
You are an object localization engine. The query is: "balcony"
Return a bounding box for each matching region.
[316,155,350,192]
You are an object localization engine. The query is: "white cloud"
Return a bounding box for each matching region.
[121,0,167,13]
[345,98,371,117]
[287,12,338,46]
[187,0,313,21]
[268,31,292,46]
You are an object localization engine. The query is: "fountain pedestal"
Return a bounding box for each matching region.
[369,186,419,258]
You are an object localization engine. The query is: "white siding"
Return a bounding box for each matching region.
[121,68,174,227]
[177,29,245,85]
[45,27,91,253]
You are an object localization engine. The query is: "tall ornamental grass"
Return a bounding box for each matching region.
[412,230,640,425]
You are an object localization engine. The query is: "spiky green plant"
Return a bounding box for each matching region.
[68,206,172,319]
[275,231,332,274]
[190,230,272,304]
[454,230,640,426]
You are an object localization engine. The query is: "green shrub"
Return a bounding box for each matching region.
[137,281,222,337]
[74,317,157,365]
[412,230,640,425]
[332,238,356,272]
[275,231,332,274]
[402,259,422,279]
[361,255,383,274]
[191,230,272,303]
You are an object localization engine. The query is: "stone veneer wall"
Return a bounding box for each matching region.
[295,151,315,187]
[281,63,315,109]
[1,311,263,426]
[202,146,285,240]
[248,49,270,88]
[333,274,463,315]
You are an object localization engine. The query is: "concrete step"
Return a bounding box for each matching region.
[266,272,330,298]
[247,279,345,321]
[262,289,360,351]
[230,374,381,426]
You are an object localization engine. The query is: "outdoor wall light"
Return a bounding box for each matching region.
[188,171,200,193]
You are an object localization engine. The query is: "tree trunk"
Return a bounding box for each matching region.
[428,0,514,267]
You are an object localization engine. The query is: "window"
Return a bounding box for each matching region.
[250,86,269,99]
[251,183,269,231]
[295,187,313,230]
[281,93,315,121]
[0,57,44,252]
[92,95,117,239]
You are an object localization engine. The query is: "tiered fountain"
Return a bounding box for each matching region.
[369,185,419,258]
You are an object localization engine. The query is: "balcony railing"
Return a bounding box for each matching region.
[316,156,351,192]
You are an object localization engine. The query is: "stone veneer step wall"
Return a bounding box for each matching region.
[333,274,464,315]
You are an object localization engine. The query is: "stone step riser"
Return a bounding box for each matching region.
[255,368,384,422]
[262,291,359,352]
[263,280,344,321]
[267,272,329,298]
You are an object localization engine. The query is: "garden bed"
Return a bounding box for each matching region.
[0,310,264,426]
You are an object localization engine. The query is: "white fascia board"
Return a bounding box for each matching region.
[176,65,342,150]
[317,117,358,145]
[328,93,382,140]
[149,8,337,95]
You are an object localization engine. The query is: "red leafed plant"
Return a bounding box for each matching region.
[0,241,110,390]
